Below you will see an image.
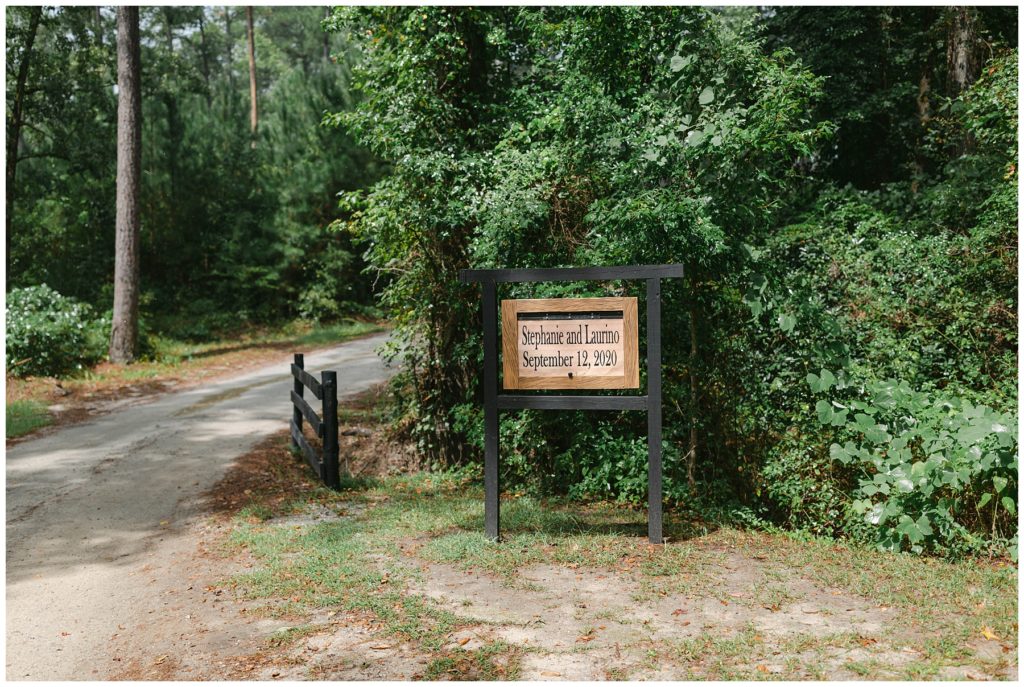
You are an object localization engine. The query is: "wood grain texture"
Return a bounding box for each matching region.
[501,297,639,390]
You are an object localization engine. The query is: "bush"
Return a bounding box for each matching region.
[5,285,101,377]
[810,370,1017,558]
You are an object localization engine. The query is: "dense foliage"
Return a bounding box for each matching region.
[6,7,378,340]
[328,6,1017,558]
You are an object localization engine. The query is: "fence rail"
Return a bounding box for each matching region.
[289,353,340,490]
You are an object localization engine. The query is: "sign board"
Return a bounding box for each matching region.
[501,297,639,390]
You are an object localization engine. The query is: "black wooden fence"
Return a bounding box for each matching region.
[289,353,340,489]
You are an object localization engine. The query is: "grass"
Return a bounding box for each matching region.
[213,433,1018,680]
[6,399,52,438]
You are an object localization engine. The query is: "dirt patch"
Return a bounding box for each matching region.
[336,383,422,478]
[238,611,432,680]
[203,431,322,519]
[406,553,896,680]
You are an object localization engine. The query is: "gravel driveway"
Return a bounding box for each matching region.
[5,333,391,680]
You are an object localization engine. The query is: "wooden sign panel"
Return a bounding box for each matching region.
[502,297,639,389]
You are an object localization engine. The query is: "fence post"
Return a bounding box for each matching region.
[321,370,340,490]
[291,353,304,450]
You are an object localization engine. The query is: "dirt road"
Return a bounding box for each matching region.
[5,334,391,680]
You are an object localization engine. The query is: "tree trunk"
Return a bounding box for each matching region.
[6,6,43,260]
[223,7,236,115]
[197,10,212,105]
[94,7,103,45]
[946,7,980,96]
[110,7,142,364]
[323,7,331,61]
[246,6,258,143]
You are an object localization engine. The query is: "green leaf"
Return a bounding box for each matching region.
[685,129,705,146]
[864,426,890,444]
[778,313,795,333]
[978,492,993,509]
[829,409,848,427]
[957,422,990,446]
[1001,496,1016,515]
[806,373,821,392]
[698,86,715,105]
[818,369,836,391]
[993,475,1007,493]
[815,400,832,424]
[670,54,693,72]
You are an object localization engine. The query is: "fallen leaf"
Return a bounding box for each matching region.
[671,608,687,616]
[370,644,392,650]
[981,626,999,641]
[756,665,769,673]
[154,655,167,665]
[458,637,470,646]
[577,635,595,643]
[541,671,562,677]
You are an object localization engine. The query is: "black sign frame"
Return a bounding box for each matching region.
[459,264,685,544]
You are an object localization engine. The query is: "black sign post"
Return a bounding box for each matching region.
[459,264,684,544]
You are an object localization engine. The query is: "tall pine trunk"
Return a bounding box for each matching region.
[246,6,258,143]
[6,7,42,260]
[109,7,142,364]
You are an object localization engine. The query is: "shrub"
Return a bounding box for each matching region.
[810,370,1017,558]
[761,434,852,538]
[5,285,100,377]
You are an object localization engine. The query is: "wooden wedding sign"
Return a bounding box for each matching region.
[502,297,639,390]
